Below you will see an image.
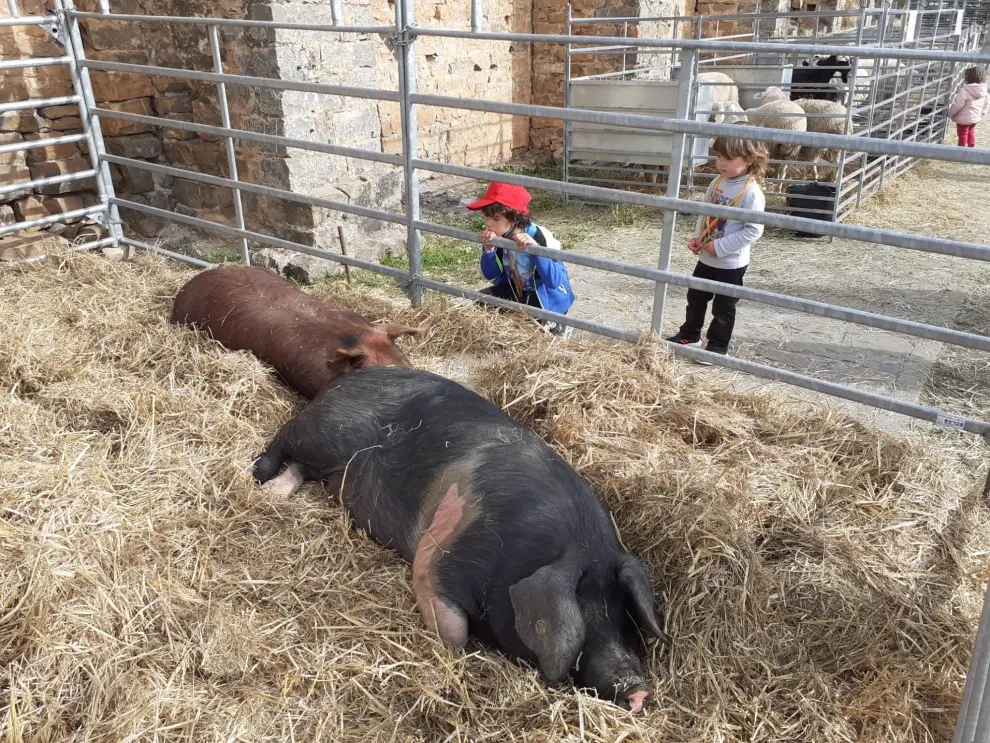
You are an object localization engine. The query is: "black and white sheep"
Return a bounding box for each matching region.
[790,55,851,103]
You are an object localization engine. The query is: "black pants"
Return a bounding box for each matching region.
[479,283,541,309]
[678,261,747,351]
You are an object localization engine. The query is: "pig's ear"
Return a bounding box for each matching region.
[617,557,671,645]
[330,346,366,370]
[509,560,585,683]
[380,323,423,342]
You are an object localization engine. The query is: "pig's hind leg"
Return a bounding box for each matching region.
[412,483,470,648]
[253,447,310,498]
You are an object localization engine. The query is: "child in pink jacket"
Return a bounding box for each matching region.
[948,67,990,148]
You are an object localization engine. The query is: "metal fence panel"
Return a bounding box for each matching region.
[1,3,988,737]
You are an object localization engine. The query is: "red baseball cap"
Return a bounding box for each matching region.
[466,182,532,214]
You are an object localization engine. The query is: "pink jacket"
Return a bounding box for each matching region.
[949,83,990,125]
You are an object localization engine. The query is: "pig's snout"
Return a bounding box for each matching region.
[623,685,650,715]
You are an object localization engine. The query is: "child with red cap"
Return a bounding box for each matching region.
[466,182,575,337]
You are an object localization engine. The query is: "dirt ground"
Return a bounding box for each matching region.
[418,123,990,439]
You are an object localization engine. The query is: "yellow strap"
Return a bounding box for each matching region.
[699,175,755,245]
[508,249,524,298]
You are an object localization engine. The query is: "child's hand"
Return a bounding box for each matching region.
[688,237,700,254]
[480,230,497,252]
[512,232,536,249]
[702,241,717,257]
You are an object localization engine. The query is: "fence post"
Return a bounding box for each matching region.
[952,581,990,743]
[394,0,423,306]
[858,1,888,208]
[563,3,571,205]
[650,48,696,336]
[57,0,124,254]
[832,0,867,226]
[471,0,484,33]
[938,31,964,143]
[209,25,249,265]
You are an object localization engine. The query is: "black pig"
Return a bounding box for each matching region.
[253,366,670,713]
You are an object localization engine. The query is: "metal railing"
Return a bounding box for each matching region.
[1,2,989,739]
[563,3,982,224]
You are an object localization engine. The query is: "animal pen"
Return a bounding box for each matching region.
[2,0,990,739]
[564,1,987,223]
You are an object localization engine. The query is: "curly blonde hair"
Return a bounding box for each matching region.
[710,134,769,182]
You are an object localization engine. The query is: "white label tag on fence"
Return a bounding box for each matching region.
[936,413,967,431]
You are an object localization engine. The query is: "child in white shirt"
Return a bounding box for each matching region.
[666,135,769,360]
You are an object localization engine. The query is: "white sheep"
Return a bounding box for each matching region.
[756,86,788,104]
[754,87,847,180]
[698,71,740,106]
[792,98,847,181]
[745,91,808,187]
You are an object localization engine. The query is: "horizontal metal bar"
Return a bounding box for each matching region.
[570,44,641,54]
[0,95,80,114]
[101,155,407,225]
[0,15,50,26]
[416,276,638,343]
[111,198,412,280]
[81,60,401,103]
[571,66,673,81]
[121,237,214,268]
[0,132,87,156]
[90,108,403,166]
[72,236,117,252]
[414,29,990,64]
[415,220,990,354]
[412,158,990,262]
[0,205,104,237]
[412,93,990,166]
[572,9,863,24]
[667,343,990,437]
[0,56,70,71]
[0,168,96,197]
[0,236,116,268]
[67,10,392,34]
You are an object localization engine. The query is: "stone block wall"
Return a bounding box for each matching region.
[373,0,532,167]
[3,0,539,269]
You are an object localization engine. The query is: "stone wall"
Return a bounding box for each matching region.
[374,0,532,167]
[530,0,682,155]
[3,0,535,270]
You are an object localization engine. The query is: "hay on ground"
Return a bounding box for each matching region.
[1,250,987,742]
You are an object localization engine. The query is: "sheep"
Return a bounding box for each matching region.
[698,71,740,106]
[793,98,847,181]
[756,87,848,181]
[709,100,748,125]
[744,92,808,188]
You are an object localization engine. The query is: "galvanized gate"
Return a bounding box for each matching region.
[3,0,990,739]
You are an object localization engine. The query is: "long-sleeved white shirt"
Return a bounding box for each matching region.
[695,174,766,270]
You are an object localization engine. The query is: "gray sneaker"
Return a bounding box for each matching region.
[544,321,573,339]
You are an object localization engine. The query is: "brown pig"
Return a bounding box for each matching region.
[171,264,420,399]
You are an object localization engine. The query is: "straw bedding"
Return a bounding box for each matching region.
[2,250,988,742]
